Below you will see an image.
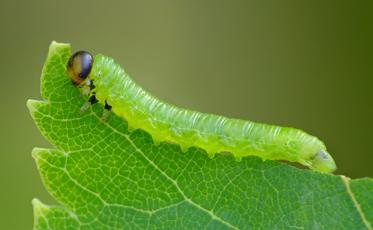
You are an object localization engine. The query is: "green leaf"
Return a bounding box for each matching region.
[28,42,373,229]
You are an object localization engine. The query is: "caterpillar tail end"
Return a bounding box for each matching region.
[310,150,337,173]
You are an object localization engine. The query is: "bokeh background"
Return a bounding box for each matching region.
[0,0,372,229]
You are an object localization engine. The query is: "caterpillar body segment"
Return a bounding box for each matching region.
[67,51,337,173]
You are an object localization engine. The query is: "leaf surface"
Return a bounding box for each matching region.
[28,42,373,229]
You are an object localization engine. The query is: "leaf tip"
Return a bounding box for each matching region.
[27,99,48,116]
[26,99,40,114]
[49,41,71,55]
[32,198,49,216]
[31,147,46,160]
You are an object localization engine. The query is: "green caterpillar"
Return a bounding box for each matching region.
[67,50,337,173]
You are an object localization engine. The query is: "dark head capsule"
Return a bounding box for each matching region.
[67,51,93,85]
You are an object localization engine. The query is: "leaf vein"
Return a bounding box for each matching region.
[94,112,241,230]
[341,176,372,230]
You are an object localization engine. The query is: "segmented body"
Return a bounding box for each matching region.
[83,54,336,173]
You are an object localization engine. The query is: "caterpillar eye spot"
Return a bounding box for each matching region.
[67,51,93,85]
[318,151,328,159]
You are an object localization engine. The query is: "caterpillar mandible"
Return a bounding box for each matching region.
[66,50,337,173]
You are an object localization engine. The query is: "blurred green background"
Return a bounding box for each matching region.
[0,0,372,229]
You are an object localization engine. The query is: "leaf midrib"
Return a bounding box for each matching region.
[91,111,240,230]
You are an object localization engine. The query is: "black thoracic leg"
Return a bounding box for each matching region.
[80,94,98,113]
[104,100,112,111]
[101,100,112,121]
[80,79,95,96]
[79,79,97,113]
[88,79,96,90]
[89,95,98,104]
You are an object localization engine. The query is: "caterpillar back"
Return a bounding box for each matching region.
[67,51,337,173]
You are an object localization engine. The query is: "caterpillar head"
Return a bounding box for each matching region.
[309,150,337,173]
[67,51,93,85]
